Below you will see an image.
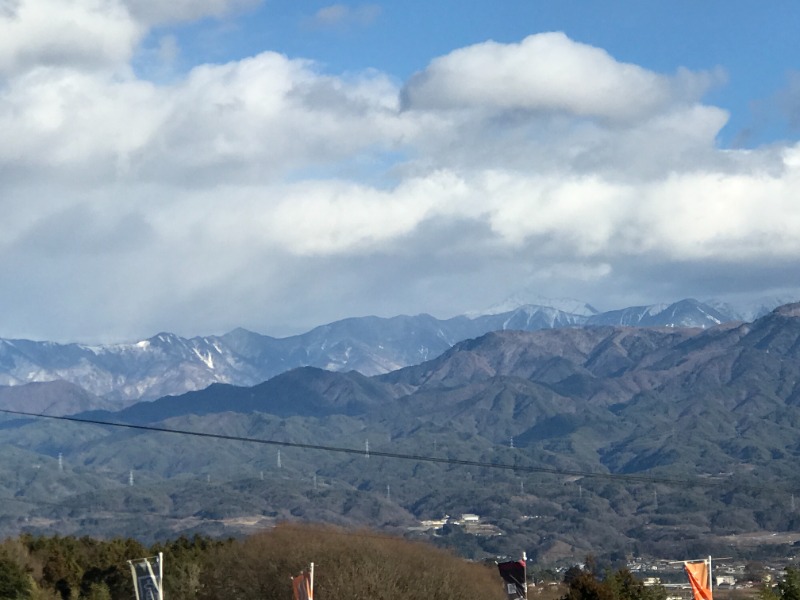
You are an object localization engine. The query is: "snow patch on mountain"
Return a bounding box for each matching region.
[470,293,598,317]
[705,294,800,322]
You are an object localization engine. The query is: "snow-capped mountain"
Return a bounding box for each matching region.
[472,293,599,317]
[585,298,729,328]
[704,294,800,323]
[0,297,793,408]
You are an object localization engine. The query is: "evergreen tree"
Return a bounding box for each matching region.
[561,567,666,600]
[777,568,800,600]
[0,555,32,600]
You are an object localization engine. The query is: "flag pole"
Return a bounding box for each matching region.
[708,556,712,599]
[522,552,527,600]
[128,560,140,600]
[159,552,164,600]
[310,562,314,598]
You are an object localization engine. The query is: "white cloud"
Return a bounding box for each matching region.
[1,24,800,341]
[0,0,141,75]
[0,67,162,175]
[265,171,466,254]
[0,51,407,184]
[135,54,409,183]
[0,0,261,77]
[636,150,800,260]
[402,32,718,123]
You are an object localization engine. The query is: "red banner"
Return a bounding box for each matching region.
[498,559,526,600]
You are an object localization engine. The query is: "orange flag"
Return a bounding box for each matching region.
[684,561,712,600]
[292,572,313,600]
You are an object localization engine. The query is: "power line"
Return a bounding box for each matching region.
[0,475,453,546]
[0,408,753,490]
[0,492,418,546]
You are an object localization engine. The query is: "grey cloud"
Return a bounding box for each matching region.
[308,4,381,29]
[123,0,260,26]
[590,253,800,310]
[0,0,20,18]
[12,205,154,256]
[777,70,800,130]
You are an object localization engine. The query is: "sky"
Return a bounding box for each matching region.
[2,0,800,343]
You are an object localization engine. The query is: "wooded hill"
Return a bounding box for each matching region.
[0,524,505,600]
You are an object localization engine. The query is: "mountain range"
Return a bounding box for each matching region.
[0,297,777,406]
[3,303,800,561]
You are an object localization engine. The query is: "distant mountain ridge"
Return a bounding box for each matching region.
[0,297,788,405]
[93,300,800,483]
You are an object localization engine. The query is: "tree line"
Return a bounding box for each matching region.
[0,523,505,600]
[4,524,798,600]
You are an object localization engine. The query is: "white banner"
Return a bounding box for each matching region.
[128,552,164,600]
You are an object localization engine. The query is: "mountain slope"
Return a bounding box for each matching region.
[0,298,785,408]
[89,367,396,425]
[82,302,800,474]
[0,381,113,415]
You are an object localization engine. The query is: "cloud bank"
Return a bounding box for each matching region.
[1,0,799,342]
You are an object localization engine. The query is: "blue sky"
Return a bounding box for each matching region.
[1,0,800,342]
[151,1,800,146]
